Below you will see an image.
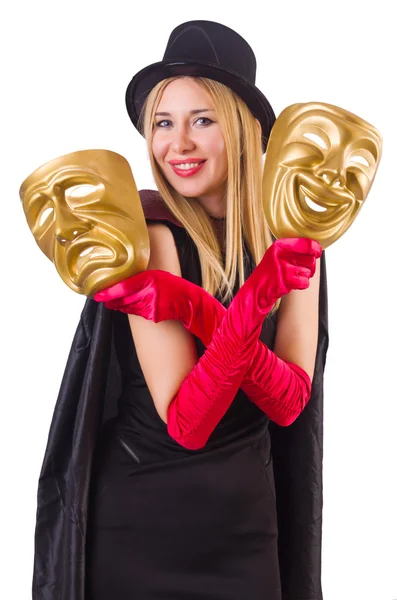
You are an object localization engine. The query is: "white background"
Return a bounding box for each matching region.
[1,1,396,598]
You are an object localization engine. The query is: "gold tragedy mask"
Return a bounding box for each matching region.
[262,102,382,249]
[19,149,150,296]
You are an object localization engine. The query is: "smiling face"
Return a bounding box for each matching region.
[151,77,228,217]
[19,150,150,296]
[262,102,382,248]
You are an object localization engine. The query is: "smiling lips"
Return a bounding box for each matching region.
[297,180,351,215]
[168,158,207,178]
[299,186,328,213]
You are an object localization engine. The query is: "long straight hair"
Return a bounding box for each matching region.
[141,76,280,313]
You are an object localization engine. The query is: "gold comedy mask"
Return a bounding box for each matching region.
[262,102,382,249]
[19,149,150,296]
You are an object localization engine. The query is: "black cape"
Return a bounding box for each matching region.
[32,190,329,600]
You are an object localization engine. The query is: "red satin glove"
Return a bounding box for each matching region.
[95,238,322,446]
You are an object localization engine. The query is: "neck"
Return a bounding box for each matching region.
[196,183,227,219]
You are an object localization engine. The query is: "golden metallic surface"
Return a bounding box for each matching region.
[262,102,382,249]
[20,150,150,296]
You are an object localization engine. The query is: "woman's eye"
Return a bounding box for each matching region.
[155,117,213,128]
[195,117,213,126]
[155,120,172,128]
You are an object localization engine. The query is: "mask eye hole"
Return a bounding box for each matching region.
[303,132,327,150]
[350,155,370,167]
[65,184,98,200]
[62,181,105,206]
[39,206,54,227]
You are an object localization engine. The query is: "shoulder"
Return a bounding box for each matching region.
[146,222,182,277]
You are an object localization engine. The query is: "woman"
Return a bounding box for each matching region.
[88,18,321,598]
[32,20,328,600]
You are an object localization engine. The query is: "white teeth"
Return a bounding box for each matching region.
[173,162,202,170]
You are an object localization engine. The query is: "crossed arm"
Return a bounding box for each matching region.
[127,223,320,427]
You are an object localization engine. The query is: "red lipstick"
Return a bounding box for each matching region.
[168,158,207,178]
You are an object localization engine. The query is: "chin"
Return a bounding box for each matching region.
[173,183,209,198]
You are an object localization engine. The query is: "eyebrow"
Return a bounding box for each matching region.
[155,109,215,117]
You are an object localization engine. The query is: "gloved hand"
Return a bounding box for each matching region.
[95,238,322,445]
[95,237,318,329]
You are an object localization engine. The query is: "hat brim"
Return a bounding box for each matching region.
[125,59,276,153]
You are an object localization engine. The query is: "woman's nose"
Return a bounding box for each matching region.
[171,127,196,154]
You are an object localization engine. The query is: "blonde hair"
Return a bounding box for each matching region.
[141,76,280,314]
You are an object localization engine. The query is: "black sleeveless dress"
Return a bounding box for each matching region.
[85,219,282,600]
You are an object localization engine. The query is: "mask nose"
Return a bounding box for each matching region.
[314,150,347,188]
[317,168,346,188]
[54,204,93,245]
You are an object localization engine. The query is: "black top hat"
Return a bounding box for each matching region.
[125,20,276,152]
